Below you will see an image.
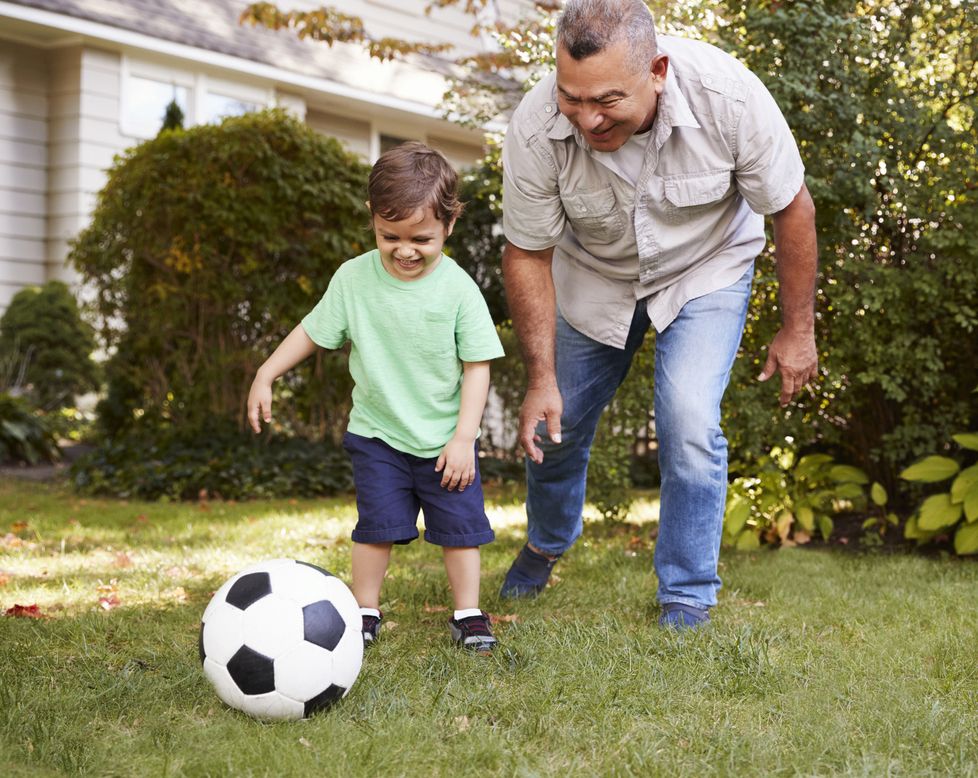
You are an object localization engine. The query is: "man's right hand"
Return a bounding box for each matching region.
[519,384,563,464]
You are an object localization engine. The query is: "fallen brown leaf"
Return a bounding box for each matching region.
[5,603,44,618]
[490,613,520,624]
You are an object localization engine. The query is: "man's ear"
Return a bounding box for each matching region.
[651,54,669,91]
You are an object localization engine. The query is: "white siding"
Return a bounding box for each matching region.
[46,46,126,289]
[427,134,483,171]
[0,41,48,313]
[305,107,372,160]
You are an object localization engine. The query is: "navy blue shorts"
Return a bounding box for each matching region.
[342,432,495,547]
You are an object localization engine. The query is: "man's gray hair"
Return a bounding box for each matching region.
[556,0,658,73]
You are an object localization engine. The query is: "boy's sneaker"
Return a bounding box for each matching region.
[361,612,382,646]
[449,611,498,654]
[499,543,561,598]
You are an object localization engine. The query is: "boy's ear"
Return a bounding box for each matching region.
[446,217,457,237]
[365,200,372,213]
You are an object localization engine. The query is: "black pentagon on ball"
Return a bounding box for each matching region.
[226,645,276,695]
[303,600,346,651]
[198,623,205,663]
[304,683,346,717]
[226,571,272,610]
[297,560,335,578]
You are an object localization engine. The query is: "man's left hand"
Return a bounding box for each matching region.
[758,328,818,407]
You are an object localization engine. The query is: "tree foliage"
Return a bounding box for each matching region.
[0,281,100,410]
[70,110,370,439]
[714,0,978,492]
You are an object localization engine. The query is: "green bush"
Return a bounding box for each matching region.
[448,138,508,324]
[0,281,99,410]
[716,0,978,495]
[69,109,369,441]
[0,393,60,465]
[70,423,351,501]
[899,392,978,554]
[723,446,869,549]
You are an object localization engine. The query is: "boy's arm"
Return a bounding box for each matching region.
[435,360,491,491]
[247,324,319,433]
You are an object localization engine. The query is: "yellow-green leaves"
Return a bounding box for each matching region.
[900,456,961,483]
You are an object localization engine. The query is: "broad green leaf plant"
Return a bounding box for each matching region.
[723,444,869,549]
[900,392,978,554]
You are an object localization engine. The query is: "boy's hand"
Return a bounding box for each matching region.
[435,436,476,491]
[247,377,273,434]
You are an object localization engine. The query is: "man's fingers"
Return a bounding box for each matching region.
[546,415,562,445]
[757,352,777,382]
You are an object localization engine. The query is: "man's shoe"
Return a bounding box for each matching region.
[658,602,710,629]
[499,544,561,599]
[362,612,382,646]
[449,611,498,654]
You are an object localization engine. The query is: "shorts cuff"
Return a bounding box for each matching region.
[352,526,419,545]
[424,528,495,547]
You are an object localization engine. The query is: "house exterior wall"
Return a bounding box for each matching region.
[0,39,48,310]
[0,0,519,314]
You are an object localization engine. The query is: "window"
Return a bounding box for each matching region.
[205,93,261,122]
[123,76,190,137]
[380,134,412,154]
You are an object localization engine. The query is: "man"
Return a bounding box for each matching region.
[499,0,818,627]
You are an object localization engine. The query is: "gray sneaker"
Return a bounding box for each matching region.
[449,611,497,654]
[362,613,382,646]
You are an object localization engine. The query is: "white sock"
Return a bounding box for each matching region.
[360,607,381,618]
[454,607,482,621]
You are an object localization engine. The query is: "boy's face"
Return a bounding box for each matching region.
[372,208,452,282]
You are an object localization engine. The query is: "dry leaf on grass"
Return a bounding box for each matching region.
[5,603,44,618]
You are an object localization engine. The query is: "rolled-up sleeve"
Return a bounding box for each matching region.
[733,72,806,215]
[502,107,566,251]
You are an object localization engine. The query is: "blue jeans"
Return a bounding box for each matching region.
[525,267,753,609]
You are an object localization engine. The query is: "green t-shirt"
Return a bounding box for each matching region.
[301,250,505,457]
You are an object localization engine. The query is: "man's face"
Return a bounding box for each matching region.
[556,39,667,152]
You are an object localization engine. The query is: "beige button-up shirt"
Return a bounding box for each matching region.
[502,35,806,347]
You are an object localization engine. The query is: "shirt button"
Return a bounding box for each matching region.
[545,105,553,113]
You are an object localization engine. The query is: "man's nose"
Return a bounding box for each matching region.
[580,105,605,131]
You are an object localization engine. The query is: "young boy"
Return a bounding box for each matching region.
[247,142,504,653]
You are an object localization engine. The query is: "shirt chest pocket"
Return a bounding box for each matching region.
[419,310,457,358]
[560,186,625,244]
[662,171,732,224]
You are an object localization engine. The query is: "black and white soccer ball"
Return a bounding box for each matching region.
[199,559,363,720]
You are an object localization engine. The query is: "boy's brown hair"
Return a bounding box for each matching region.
[368,141,464,229]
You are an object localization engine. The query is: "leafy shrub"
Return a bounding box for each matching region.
[723,446,869,549]
[900,400,978,554]
[69,109,369,440]
[0,393,60,465]
[71,424,351,501]
[449,138,508,324]
[0,281,99,410]
[716,0,978,493]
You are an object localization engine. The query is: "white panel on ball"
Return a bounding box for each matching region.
[201,603,245,665]
[271,562,336,607]
[275,642,335,702]
[242,594,304,658]
[203,657,247,711]
[245,692,305,721]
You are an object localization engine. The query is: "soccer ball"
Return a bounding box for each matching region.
[199,559,363,720]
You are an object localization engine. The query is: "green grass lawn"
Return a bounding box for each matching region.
[2,476,977,777]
